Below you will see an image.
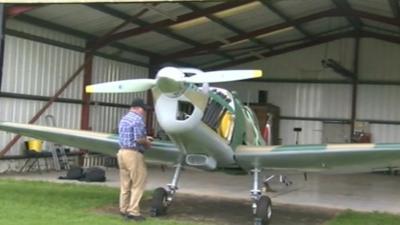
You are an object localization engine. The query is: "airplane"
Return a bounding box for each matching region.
[1,66,400,225]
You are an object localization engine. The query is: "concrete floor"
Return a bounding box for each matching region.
[1,166,400,214]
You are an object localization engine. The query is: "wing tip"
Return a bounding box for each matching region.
[85,85,94,93]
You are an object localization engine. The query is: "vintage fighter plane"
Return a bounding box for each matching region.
[1,66,400,225]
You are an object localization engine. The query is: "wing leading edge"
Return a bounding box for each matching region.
[235,144,400,173]
[0,122,181,164]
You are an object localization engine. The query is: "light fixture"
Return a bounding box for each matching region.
[255,26,294,39]
[215,1,261,18]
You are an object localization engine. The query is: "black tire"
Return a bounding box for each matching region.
[150,187,168,217]
[255,195,272,225]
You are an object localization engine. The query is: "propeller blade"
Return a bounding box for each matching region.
[86,79,156,93]
[184,70,262,83]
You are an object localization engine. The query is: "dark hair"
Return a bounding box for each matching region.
[130,98,150,110]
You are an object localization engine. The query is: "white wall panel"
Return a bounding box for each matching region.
[2,36,84,99]
[359,39,400,81]
[91,56,148,105]
[226,38,354,80]
[280,120,323,145]
[217,82,352,119]
[370,124,400,143]
[357,85,400,121]
[89,105,127,133]
[0,98,81,156]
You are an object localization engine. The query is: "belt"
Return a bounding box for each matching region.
[120,148,143,154]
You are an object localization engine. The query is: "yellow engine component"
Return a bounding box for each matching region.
[218,112,234,140]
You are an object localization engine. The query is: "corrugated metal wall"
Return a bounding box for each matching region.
[2,36,84,99]
[354,39,400,144]
[280,120,323,145]
[90,57,149,133]
[0,33,148,155]
[0,98,82,155]
[218,82,352,119]
[1,18,400,151]
[227,38,355,80]
[357,85,400,121]
[89,105,126,133]
[359,39,400,81]
[0,35,85,155]
[370,124,400,143]
[91,56,148,104]
[219,38,400,144]
[219,80,400,144]
[217,82,350,144]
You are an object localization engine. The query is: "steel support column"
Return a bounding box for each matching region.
[0,4,5,91]
[80,50,93,130]
[350,36,360,140]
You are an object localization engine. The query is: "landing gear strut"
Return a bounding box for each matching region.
[150,163,183,217]
[251,169,272,225]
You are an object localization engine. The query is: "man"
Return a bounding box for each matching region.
[117,98,153,221]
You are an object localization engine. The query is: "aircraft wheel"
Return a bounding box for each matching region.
[150,187,169,217]
[254,195,272,225]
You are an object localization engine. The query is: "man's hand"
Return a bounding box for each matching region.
[137,137,153,149]
[144,136,154,149]
[147,136,154,142]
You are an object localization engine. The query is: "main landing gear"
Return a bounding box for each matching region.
[251,169,272,225]
[150,163,183,217]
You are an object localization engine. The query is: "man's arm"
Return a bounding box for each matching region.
[136,137,153,149]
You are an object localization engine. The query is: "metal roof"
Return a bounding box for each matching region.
[4,0,400,69]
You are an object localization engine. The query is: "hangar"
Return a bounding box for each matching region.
[0,1,400,225]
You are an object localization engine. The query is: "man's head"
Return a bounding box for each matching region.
[130,98,150,116]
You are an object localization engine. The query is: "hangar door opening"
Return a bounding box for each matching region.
[322,122,351,144]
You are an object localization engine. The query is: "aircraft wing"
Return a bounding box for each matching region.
[0,122,181,164]
[235,144,400,173]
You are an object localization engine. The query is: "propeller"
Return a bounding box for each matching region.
[85,79,156,93]
[185,70,262,83]
[86,67,262,94]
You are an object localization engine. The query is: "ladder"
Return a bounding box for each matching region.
[45,115,70,171]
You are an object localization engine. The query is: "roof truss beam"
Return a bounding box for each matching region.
[93,0,256,48]
[351,9,400,26]
[86,4,234,61]
[180,2,273,51]
[160,8,400,63]
[158,9,338,62]
[332,0,363,31]
[388,0,400,32]
[259,0,314,39]
[204,30,400,70]
[205,30,356,70]
[388,0,400,18]
[13,14,159,59]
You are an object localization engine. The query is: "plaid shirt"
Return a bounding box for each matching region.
[118,111,147,153]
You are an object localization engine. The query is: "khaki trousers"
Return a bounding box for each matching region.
[117,149,147,216]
